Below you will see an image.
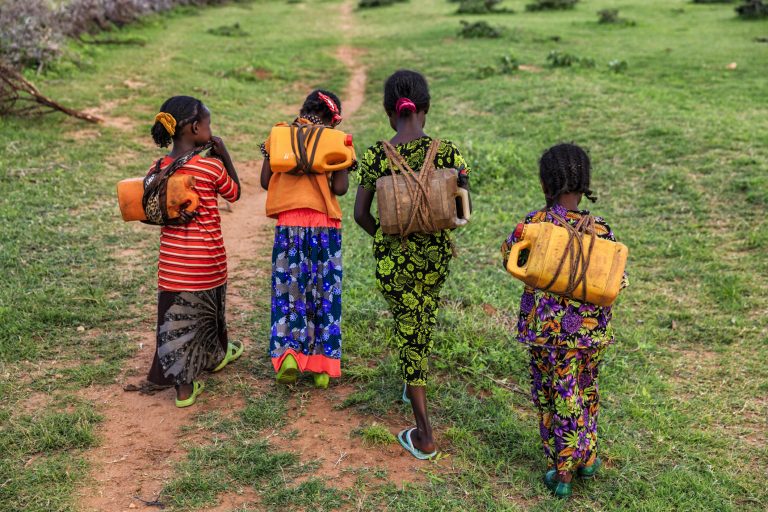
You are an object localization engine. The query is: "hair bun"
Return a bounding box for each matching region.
[395,97,417,115]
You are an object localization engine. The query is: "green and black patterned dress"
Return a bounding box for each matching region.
[358,136,470,386]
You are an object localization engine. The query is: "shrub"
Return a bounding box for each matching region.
[456,0,512,14]
[0,0,253,71]
[736,0,768,18]
[546,50,576,67]
[476,54,519,78]
[546,50,595,68]
[526,0,579,11]
[358,0,408,7]
[597,8,636,25]
[208,22,249,37]
[0,0,63,70]
[458,20,502,38]
[608,59,629,72]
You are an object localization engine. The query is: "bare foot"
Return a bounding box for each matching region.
[410,428,435,454]
[176,383,193,401]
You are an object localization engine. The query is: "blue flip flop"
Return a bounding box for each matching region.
[402,383,411,405]
[397,428,437,460]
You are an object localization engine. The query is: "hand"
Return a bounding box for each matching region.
[178,209,198,224]
[209,136,229,159]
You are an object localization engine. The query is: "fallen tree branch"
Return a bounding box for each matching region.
[0,60,102,123]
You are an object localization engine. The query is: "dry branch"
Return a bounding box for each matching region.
[0,61,102,124]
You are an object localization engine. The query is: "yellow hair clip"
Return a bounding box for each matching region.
[155,112,177,136]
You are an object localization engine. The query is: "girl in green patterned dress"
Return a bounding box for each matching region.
[354,70,471,459]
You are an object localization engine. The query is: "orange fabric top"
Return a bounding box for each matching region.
[264,118,342,220]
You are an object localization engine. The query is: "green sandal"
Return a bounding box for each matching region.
[276,354,299,385]
[577,457,601,478]
[175,381,205,408]
[544,469,572,499]
[212,341,244,373]
[313,373,330,389]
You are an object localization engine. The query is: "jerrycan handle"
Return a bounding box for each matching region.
[182,193,199,214]
[180,175,198,214]
[456,187,471,222]
[322,155,354,172]
[506,239,532,276]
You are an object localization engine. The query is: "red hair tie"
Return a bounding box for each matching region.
[317,92,342,126]
[395,97,417,115]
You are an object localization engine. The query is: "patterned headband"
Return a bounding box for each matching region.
[317,92,342,125]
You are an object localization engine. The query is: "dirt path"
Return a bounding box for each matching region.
[78,160,266,512]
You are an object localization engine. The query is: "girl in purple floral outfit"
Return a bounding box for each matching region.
[502,143,628,498]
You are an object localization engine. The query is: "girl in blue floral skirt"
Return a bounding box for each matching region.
[260,90,352,388]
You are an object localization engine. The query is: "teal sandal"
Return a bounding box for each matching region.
[175,381,204,408]
[544,469,572,499]
[577,457,601,478]
[212,341,244,373]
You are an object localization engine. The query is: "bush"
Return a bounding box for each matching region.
[476,54,519,78]
[597,8,636,25]
[458,20,502,38]
[0,0,63,70]
[456,0,512,14]
[608,59,629,72]
[0,0,249,71]
[736,0,768,18]
[358,0,408,7]
[526,0,579,11]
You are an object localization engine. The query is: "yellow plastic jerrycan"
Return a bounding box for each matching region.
[506,221,628,307]
[116,174,199,222]
[268,124,355,174]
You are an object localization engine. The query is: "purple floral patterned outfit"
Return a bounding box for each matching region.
[504,203,628,473]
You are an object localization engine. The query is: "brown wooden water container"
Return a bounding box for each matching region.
[116,174,198,222]
[375,168,471,236]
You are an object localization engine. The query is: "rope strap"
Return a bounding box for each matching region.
[381,138,441,238]
[541,210,597,300]
[288,122,325,175]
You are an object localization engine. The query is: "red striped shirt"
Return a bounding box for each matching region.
[149,155,239,291]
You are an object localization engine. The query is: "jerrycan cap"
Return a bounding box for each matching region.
[344,134,353,146]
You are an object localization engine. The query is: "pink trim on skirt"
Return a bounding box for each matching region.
[277,208,341,228]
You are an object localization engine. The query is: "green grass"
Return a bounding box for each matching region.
[1,0,767,510]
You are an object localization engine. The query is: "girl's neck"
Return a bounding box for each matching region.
[390,116,426,145]
[554,192,582,211]
[168,139,197,159]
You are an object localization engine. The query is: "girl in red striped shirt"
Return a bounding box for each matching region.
[145,96,244,408]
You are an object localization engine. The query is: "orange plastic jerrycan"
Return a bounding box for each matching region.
[268,124,355,173]
[116,174,199,222]
[506,222,628,307]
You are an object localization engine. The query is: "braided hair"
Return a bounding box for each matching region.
[539,143,597,207]
[383,69,430,117]
[151,96,206,148]
[300,89,342,125]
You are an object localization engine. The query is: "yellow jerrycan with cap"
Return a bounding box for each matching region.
[505,219,628,307]
[268,123,356,174]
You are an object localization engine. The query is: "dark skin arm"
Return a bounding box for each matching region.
[330,169,349,196]
[260,158,273,190]
[353,185,378,237]
[209,136,241,200]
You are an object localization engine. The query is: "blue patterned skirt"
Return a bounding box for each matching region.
[269,225,342,376]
